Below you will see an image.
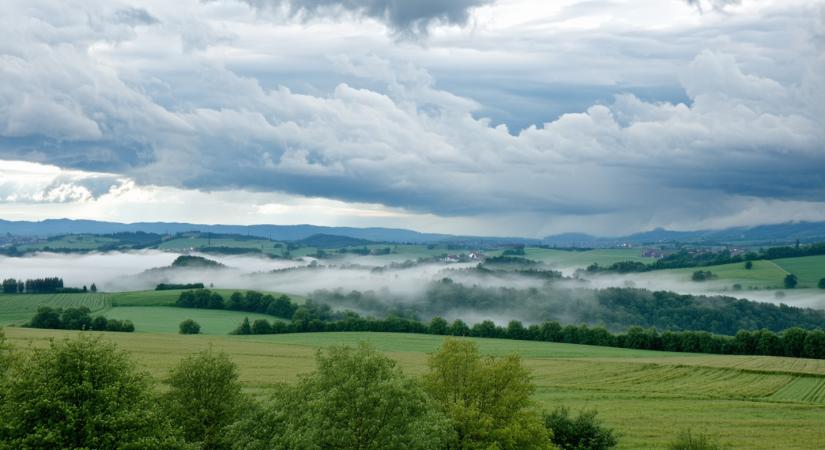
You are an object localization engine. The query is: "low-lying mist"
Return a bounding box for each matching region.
[2,251,824,330]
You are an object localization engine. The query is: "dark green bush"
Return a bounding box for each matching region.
[544,406,618,450]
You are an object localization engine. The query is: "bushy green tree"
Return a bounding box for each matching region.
[818,277,825,289]
[423,339,553,449]
[0,334,183,449]
[234,343,451,449]
[784,273,798,289]
[165,348,246,450]
[668,429,727,450]
[179,319,201,334]
[744,261,753,270]
[544,406,617,450]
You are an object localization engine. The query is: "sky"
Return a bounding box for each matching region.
[0,0,823,237]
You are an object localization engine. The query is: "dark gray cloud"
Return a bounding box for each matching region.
[683,0,741,13]
[112,7,159,26]
[239,0,493,35]
[1,0,824,234]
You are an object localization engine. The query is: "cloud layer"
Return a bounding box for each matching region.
[0,0,823,236]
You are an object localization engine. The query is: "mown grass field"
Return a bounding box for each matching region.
[3,328,824,449]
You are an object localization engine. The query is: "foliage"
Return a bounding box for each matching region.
[668,429,727,450]
[165,348,246,450]
[744,261,753,270]
[544,406,618,450]
[309,283,825,335]
[0,334,184,449]
[235,311,825,359]
[784,273,798,289]
[423,339,553,449]
[171,255,225,268]
[27,306,133,332]
[1,277,64,294]
[178,289,298,320]
[179,319,201,334]
[691,270,715,282]
[234,343,452,449]
[819,277,825,289]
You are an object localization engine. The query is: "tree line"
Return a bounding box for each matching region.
[176,289,299,319]
[0,332,659,450]
[3,277,97,294]
[232,314,825,360]
[309,281,825,335]
[27,306,134,332]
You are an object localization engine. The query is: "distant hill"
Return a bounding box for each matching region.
[294,234,373,248]
[170,255,224,268]
[3,218,825,247]
[543,222,825,247]
[0,218,539,245]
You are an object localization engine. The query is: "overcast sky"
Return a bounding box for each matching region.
[1,0,823,237]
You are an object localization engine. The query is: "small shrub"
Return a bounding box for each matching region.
[818,277,825,289]
[744,261,753,270]
[668,429,726,450]
[544,406,618,450]
[784,274,798,289]
[179,319,201,335]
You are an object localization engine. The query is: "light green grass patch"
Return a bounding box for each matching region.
[773,255,825,288]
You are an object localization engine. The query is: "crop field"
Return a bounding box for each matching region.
[3,328,824,449]
[0,293,108,324]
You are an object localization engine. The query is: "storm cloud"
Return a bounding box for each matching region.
[0,0,823,235]
[237,0,493,36]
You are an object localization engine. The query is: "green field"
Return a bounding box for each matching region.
[0,293,108,324]
[16,234,120,251]
[774,255,825,288]
[0,289,302,331]
[3,328,824,449]
[105,306,274,334]
[523,248,654,267]
[158,236,286,256]
[660,255,825,289]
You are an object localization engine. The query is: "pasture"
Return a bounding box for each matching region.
[659,255,825,290]
[774,255,825,288]
[105,306,275,334]
[3,328,824,449]
[0,289,302,331]
[523,247,654,268]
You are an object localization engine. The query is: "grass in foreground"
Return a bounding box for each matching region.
[3,328,824,449]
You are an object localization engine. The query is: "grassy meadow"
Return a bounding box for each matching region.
[0,289,302,333]
[3,328,824,449]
